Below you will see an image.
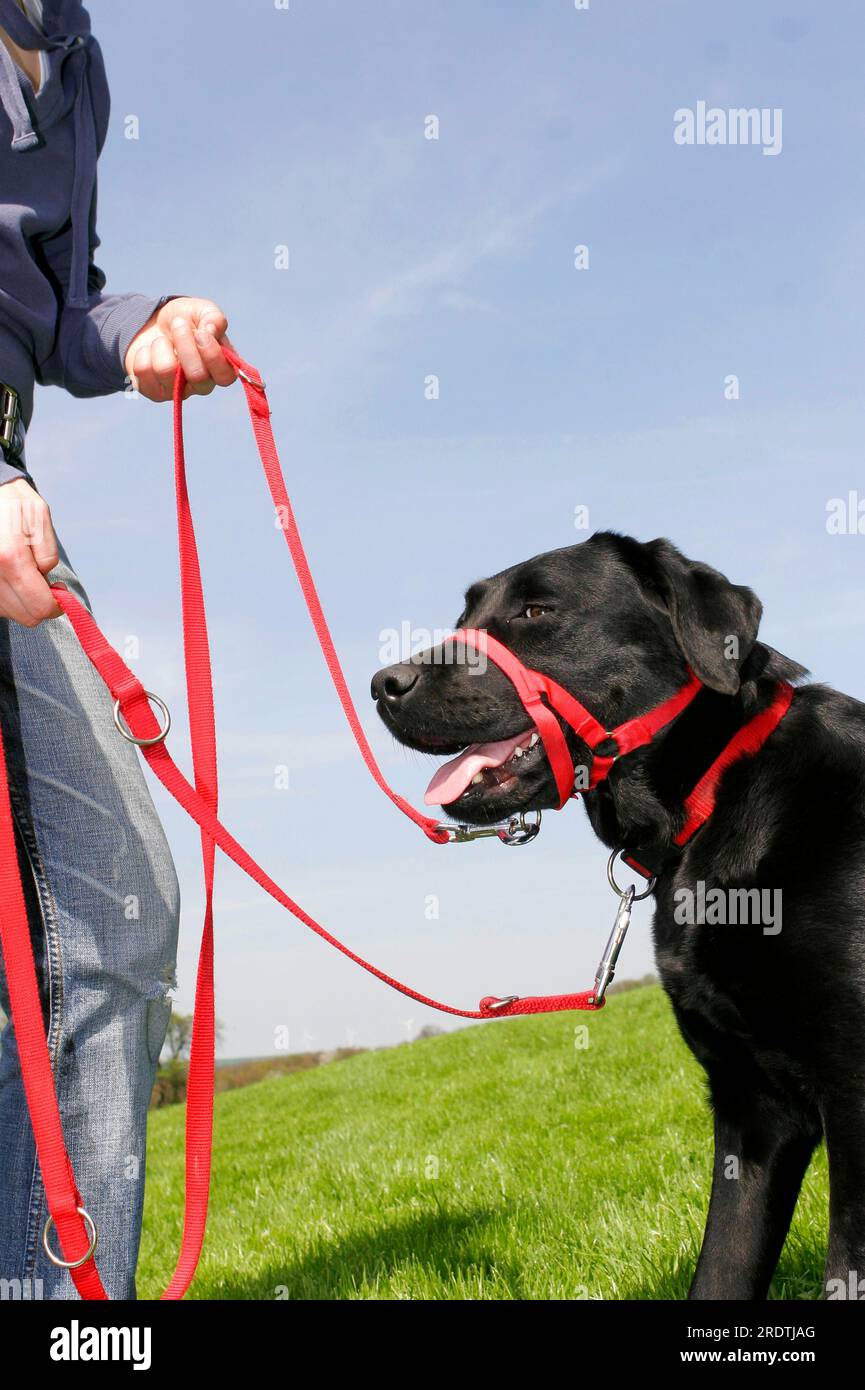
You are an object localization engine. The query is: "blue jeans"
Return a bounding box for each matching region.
[0,539,180,1300]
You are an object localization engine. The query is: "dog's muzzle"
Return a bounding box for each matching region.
[444,628,703,808]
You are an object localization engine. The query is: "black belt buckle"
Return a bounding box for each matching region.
[1,382,23,462]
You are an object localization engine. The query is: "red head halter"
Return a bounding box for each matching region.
[448,628,704,808]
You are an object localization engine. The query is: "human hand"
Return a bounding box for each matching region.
[0,479,61,626]
[124,297,238,401]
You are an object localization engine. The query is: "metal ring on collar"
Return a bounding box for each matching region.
[42,1207,98,1269]
[113,691,171,747]
[497,809,542,846]
[607,847,656,901]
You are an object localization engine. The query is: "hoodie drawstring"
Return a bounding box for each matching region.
[65,38,95,307]
[0,37,40,150]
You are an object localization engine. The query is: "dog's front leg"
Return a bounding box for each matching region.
[823,1094,865,1299]
[688,1085,819,1301]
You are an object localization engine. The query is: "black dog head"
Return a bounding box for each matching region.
[371,532,763,824]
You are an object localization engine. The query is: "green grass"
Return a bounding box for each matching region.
[138,985,828,1300]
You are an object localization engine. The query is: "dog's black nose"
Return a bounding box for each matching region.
[371,663,419,707]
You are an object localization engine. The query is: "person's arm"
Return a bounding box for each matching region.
[40,285,237,401]
[35,194,235,401]
[0,477,60,625]
[0,282,236,628]
[38,284,184,398]
[37,258,236,402]
[7,271,234,632]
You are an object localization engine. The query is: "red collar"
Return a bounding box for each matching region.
[623,679,795,879]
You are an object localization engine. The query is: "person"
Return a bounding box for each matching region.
[0,0,233,1299]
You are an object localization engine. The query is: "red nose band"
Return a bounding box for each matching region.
[448,628,704,808]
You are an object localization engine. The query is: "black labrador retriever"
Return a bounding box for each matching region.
[371,530,865,1301]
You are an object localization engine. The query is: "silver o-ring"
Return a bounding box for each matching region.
[607,848,656,901]
[113,691,171,747]
[42,1207,98,1269]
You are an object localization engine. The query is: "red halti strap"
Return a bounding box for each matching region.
[449,629,703,807]
[620,683,796,879]
[612,671,705,759]
[674,681,795,847]
[447,629,599,806]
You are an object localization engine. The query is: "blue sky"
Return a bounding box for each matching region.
[26,0,865,1054]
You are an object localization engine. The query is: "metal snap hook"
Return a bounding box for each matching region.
[593,883,637,1005]
[435,809,542,846]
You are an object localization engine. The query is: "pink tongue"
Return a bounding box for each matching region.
[424,731,532,806]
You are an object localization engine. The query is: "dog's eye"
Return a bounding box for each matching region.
[524,604,549,619]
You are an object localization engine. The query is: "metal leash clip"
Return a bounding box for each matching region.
[436,809,542,846]
[591,883,635,1007]
[591,847,657,1004]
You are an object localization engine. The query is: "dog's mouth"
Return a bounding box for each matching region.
[373,669,561,821]
[422,726,545,812]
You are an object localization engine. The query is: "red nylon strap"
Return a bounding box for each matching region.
[611,672,705,758]
[217,350,449,845]
[449,629,703,808]
[0,727,108,1298]
[159,364,218,1301]
[447,629,604,807]
[674,681,795,847]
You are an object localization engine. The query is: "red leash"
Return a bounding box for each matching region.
[0,346,601,1299]
[0,731,108,1298]
[212,353,450,845]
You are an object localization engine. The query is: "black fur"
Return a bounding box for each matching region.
[371,531,865,1300]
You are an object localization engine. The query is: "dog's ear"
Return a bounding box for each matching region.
[635,538,762,694]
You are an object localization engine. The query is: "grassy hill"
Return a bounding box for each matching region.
[138,985,828,1300]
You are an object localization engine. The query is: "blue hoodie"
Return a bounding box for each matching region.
[0,0,176,482]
